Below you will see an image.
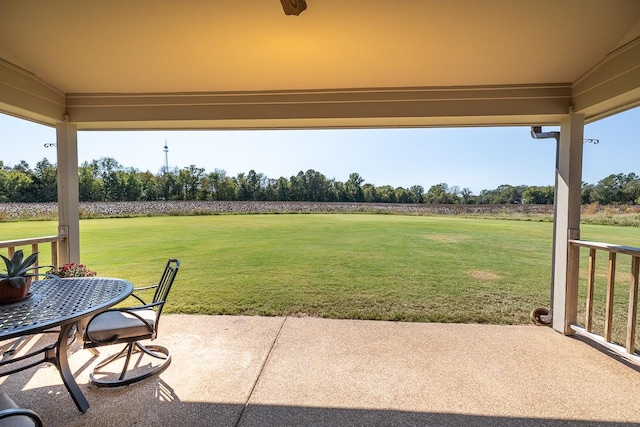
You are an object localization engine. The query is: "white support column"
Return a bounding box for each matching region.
[552,114,584,333]
[56,121,80,264]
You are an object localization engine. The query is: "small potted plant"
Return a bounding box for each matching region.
[0,250,45,302]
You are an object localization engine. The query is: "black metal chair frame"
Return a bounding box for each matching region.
[0,391,43,427]
[83,259,180,387]
[0,408,43,427]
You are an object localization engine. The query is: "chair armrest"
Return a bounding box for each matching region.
[133,283,158,291]
[127,293,148,305]
[0,407,43,427]
[110,301,163,312]
[129,283,160,305]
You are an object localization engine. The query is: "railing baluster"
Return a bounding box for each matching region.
[51,241,58,270]
[604,252,616,342]
[585,248,596,332]
[627,256,639,353]
[31,243,39,280]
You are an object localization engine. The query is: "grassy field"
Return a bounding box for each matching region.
[1,214,640,330]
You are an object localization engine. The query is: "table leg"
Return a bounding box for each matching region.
[55,323,90,413]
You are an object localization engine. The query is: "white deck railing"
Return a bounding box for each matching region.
[569,239,640,363]
[0,227,69,280]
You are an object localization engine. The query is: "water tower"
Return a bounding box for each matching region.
[163,141,169,173]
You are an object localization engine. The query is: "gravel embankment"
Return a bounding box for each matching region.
[0,201,555,220]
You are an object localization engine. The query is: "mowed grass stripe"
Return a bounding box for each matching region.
[2,214,640,325]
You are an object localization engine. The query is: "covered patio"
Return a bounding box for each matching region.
[2,315,640,426]
[2,0,640,424]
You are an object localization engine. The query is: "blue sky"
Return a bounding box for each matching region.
[1,108,639,194]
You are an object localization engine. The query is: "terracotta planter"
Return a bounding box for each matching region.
[0,276,32,302]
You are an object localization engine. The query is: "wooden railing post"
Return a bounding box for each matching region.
[566,228,581,334]
[552,114,584,334]
[627,256,639,353]
[585,248,596,332]
[56,122,80,264]
[58,225,70,266]
[604,252,616,342]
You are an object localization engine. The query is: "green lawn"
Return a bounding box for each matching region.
[2,214,640,326]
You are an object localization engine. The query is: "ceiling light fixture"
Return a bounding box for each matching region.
[280,0,307,15]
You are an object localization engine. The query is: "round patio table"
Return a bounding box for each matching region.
[0,277,133,413]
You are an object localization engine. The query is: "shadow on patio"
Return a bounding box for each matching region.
[1,315,639,426]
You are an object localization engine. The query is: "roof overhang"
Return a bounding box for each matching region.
[1,1,640,130]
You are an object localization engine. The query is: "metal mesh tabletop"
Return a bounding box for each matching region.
[0,277,133,340]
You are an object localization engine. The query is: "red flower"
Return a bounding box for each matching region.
[47,263,97,278]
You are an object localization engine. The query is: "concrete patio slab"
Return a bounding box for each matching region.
[0,315,285,426]
[243,318,640,426]
[1,315,639,426]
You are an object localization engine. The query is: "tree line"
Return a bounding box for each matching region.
[1,157,639,205]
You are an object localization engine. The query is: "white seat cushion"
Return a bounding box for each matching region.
[86,309,156,342]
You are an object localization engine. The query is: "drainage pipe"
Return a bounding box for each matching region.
[529,126,559,326]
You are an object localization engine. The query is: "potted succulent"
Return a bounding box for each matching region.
[0,250,46,302]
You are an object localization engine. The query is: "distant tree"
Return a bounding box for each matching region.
[11,160,31,174]
[425,183,458,204]
[460,187,473,204]
[376,185,397,203]
[289,172,306,201]
[32,158,57,202]
[97,157,123,201]
[246,169,266,201]
[264,178,278,201]
[325,179,339,202]
[590,173,626,205]
[123,168,143,201]
[303,169,330,202]
[622,173,640,204]
[363,183,378,203]
[332,180,348,202]
[581,182,594,205]
[157,170,179,200]
[216,171,237,201]
[5,153,640,206]
[0,169,33,202]
[202,169,231,201]
[78,161,102,201]
[139,171,159,201]
[274,177,290,201]
[522,186,554,204]
[235,173,250,201]
[109,170,132,201]
[589,173,640,205]
[480,184,526,204]
[409,185,424,203]
[345,173,365,202]
[394,187,413,203]
[177,165,205,200]
[0,168,8,202]
[495,184,525,204]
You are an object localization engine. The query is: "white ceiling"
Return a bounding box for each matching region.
[1,0,640,129]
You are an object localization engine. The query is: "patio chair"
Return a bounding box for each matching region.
[0,391,43,427]
[83,258,180,387]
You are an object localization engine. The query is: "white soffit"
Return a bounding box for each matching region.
[0,0,639,128]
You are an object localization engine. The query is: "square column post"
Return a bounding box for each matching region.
[56,121,80,264]
[552,113,584,333]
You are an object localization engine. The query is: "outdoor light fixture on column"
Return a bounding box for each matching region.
[280,0,307,15]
